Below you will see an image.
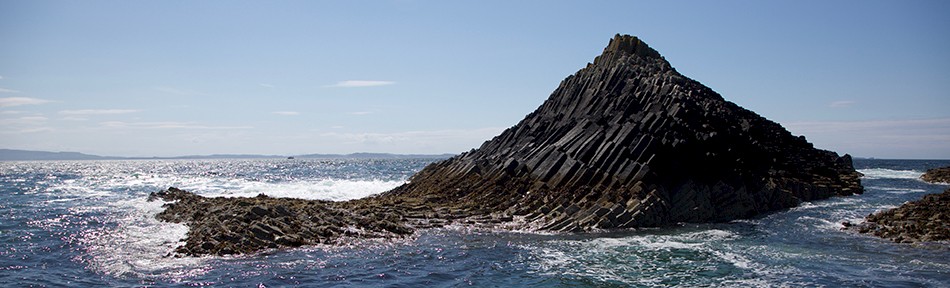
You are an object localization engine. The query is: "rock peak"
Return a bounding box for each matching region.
[603,34,663,60]
[386,33,862,232]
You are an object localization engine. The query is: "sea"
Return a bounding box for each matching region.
[1,158,948,287]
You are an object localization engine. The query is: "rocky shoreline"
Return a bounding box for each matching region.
[149,187,510,256]
[148,188,409,255]
[151,35,864,256]
[846,188,950,244]
[921,166,950,184]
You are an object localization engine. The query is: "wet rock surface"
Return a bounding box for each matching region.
[921,166,950,183]
[848,188,950,244]
[152,34,864,256]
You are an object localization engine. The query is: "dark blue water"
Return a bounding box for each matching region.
[1,158,948,287]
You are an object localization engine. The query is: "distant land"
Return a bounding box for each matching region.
[0,149,454,161]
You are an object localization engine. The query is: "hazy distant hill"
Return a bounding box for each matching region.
[0,149,115,161]
[167,154,284,160]
[0,149,454,161]
[296,152,455,159]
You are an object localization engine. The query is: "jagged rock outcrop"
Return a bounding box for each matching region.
[151,34,864,256]
[849,188,950,243]
[921,166,950,183]
[383,34,863,231]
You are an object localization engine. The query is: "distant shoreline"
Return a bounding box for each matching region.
[0,149,454,161]
[3,149,947,162]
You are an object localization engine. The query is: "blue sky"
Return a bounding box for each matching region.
[1,1,948,158]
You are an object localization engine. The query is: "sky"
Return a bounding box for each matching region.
[0,1,948,159]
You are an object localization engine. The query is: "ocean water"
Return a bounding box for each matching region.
[1,158,948,287]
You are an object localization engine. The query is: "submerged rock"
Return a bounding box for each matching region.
[152,34,864,256]
[921,166,950,184]
[850,188,950,244]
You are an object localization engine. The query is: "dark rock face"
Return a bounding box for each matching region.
[921,166,950,183]
[850,188,950,243]
[151,34,865,256]
[383,34,863,231]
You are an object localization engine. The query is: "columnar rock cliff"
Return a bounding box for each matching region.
[151,34,864,255]
[383,34,863,231]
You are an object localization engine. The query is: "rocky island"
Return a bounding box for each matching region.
[921,166,950,184]
[151,34,864,256]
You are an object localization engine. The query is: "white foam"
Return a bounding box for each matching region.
[858,168,923,180]
[796,216,841,231]
[791,200,839,212]
[147,173,404,201]
[45,169,405,279]
[195,178,405,201]
[51,171,405,201]
[712,249,754,270]
[525,228,756,285]
[685,229,739,241]
[867,186,927,194]
[531,247,575,268]
[78,198,209,279]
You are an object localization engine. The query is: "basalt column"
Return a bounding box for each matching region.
[383,34,863,231]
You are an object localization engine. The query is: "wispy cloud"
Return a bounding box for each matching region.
[59,109,140,115]
[14,127,54,133]
[260,83,275,88]
[0,88,21,93]
[0,116,48,124]
[0,115,52,134]
[273,111,300,116]
[828,100,856,108]
[100,121,253,130]
[153,86,203,96]
[785,118,950,134]
[784,117,950,158]
[319,127,505,147]
[326,80,396,88]
[0,97,51,107]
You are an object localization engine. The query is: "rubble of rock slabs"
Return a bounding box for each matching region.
[149,187,502,256]
[849,188,950,244]
[149,188,408,256]
[151,34,864,256]
[921,166,950,184]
